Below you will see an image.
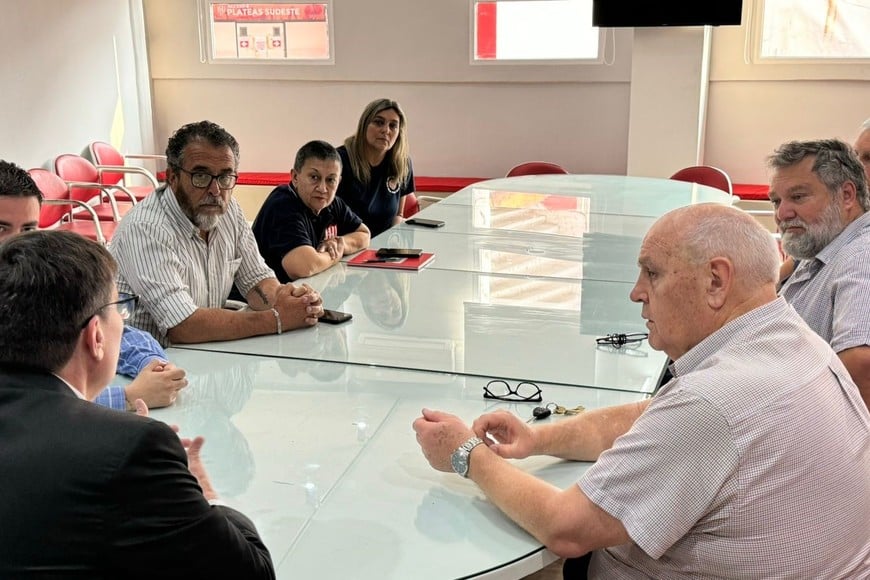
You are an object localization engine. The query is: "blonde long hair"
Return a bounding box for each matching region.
[343,98,411,187]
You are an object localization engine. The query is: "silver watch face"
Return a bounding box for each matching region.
[451,449,470,477]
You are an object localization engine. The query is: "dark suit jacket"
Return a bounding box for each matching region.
[0,366,275,579]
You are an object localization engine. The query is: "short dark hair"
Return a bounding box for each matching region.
[0,230,116,372]
[0,160,42,203]
[293,140,341,173]
[165,120,241,170]
[767,138,869,211]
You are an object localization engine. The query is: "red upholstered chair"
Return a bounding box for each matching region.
[52,154,135,222]
[82,141,163,202]
[505,161,569,177]
[403,192,420,218]
[28,168,114,244]
[669,165,733,195]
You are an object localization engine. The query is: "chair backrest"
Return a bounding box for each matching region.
[84,141,126,186]
[506,161,569,177]
[403,192,420,218]
[28,168,71,228]
[669,165,733,195]
[53,154,103,204]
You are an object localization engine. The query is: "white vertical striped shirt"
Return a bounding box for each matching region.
[109,185,275,346]
[780,210,870,353]
[580,298,870,579]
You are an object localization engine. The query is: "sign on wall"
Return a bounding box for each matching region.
[205,2,332,62]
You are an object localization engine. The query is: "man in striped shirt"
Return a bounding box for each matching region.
[770,138,870,409]
[109,121,323,347]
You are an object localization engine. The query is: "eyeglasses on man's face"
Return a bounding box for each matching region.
[173,166,238,190]
[80,293,139,328]
[483,380,543,403]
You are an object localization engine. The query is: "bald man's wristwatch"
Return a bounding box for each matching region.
[450,436,484,478]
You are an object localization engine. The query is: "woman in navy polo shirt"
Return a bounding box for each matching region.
[336,98,416,237]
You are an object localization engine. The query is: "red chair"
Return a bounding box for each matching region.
[403,192,420,218]
[52,154,136,222]
[669,165,733,195]
[506,161,569,177]
[82,141,163,202]
[28,168,114,244]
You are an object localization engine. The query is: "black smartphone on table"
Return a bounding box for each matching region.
[375,248,423,258]
[320,309,353,324]
[405,218,445,228]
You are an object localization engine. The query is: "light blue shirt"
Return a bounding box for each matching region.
[93,325,167,411]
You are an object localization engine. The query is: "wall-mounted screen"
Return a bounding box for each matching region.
[592,1,742,27]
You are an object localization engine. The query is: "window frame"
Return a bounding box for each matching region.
[197,0,335,65]
[469,0,605,65]
[749,0,870,65]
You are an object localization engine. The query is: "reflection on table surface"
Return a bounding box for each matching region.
[434,175,734,217]
[395,202,659,240]
[365,227,642,282]
[151,350,648,580]
[175,267,665,393]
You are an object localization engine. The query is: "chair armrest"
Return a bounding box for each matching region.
[42,199,106,244]
[125,154,166,161]
[64,180,129,220]
[95,164,160,189]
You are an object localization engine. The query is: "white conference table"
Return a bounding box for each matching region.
[175,267,665,394]
[151,349,647,580]
[158,174,732,579]
[369,175,732,282]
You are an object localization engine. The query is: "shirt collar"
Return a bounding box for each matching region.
[52,373,86,400]
[669,298,789,381]
[814,210,870,265]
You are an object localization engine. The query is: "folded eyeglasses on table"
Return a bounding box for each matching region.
[595,332,648,349]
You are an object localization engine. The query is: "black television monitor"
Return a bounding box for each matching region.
[592,1,743,28]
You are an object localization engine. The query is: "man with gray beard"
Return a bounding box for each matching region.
[110,120,324,347]
[769,138,870,409]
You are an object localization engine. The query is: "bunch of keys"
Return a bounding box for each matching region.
[528,402,586,422]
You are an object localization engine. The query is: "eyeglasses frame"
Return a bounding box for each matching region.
[483,379,543,403]
[172,165,239,190]
[80,293,139,329]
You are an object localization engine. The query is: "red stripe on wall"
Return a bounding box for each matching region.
[476,2,497,60]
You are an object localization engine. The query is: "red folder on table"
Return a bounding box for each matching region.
[348,249,435,271]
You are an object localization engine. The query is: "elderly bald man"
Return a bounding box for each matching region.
[414,203,870,579]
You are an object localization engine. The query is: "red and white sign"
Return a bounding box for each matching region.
[212,3,326,22]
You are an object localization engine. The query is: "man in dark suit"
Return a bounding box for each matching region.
[0,230,275,578]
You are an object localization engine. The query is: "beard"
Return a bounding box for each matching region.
[174,185,226,232]
[779,201,844,260]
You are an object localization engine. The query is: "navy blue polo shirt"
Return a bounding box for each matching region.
[335,145,415,237]
[252,183,363,283]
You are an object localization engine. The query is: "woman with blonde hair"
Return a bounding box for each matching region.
[337,98,416,237]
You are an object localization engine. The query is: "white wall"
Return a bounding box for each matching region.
[143,0,634,178]
[4,1,868,184]
[707,11,870,183]
[0,0,150,169]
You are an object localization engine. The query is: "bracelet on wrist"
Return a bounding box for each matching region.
[270,307,283,335]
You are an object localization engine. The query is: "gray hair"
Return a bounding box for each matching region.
[675,204,781,287]
[767,138,869,211]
